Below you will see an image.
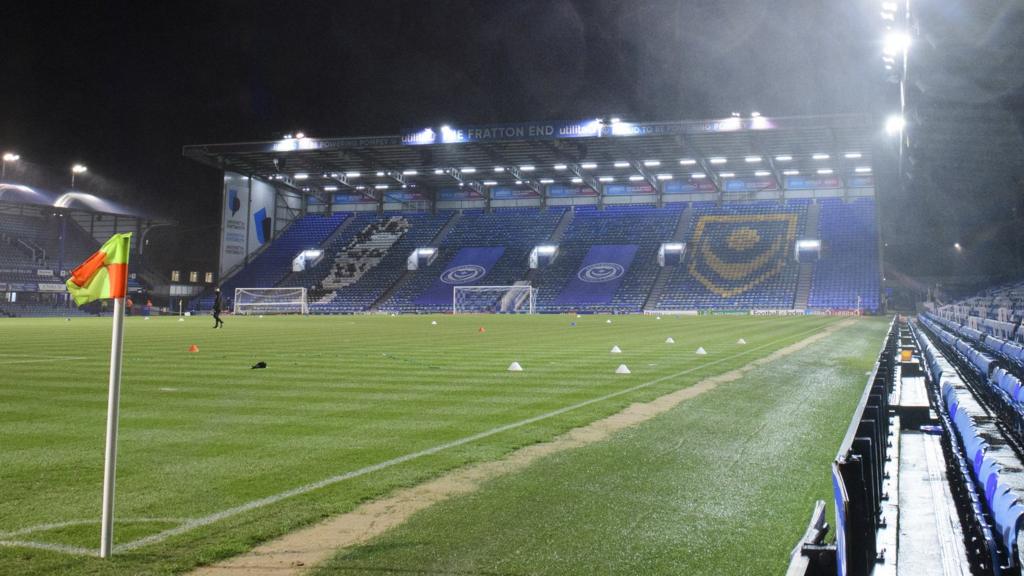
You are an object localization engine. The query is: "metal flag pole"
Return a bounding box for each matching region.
[99,295,127,558]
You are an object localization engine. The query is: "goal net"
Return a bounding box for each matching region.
[453,285,535,314]
[234,287,309,315]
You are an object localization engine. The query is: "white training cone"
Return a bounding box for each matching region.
[695,347,708,355]
[431,320,438,325]
[178,317,185,322]
[615,364,631,374]
[606,319,612,324]
[737,338,747,345]
[143,317,150,320]
[665,337,675,344]
[656,316,662,320]
[610,345,622,354]
[507,361,523,372]
[576,314,581,318]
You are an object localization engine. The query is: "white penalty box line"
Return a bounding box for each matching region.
[2,320,839,555]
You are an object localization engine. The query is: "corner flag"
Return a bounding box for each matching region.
[64,232,132,558]
[66,233,132,307]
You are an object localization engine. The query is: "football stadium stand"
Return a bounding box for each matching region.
[191,199,880,316]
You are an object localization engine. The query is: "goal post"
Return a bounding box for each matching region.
[233,287,309,315]
[453,285,536,314]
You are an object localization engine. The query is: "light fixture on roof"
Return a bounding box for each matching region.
[402,169,418,175]
[817,168,833,175]
[643,160,661,167]
[656,173,672,180]
[483,180,498,186]
[751,111,761,118]
[691,173,707,179]
[719,172,735,178]
[745,156,762,163]
[461,167,477,173]
[539,178,554,184]
[609,117,621,124]
[755,170,771,177]
[709,157,727,164]
[571,177,583,183]
[3,152,19,162]
[376,171,385,177]
[614,161,630,168]
[882,1,897,11]
[775,155,792,161]
[356,185,366,190]
[580,162,597,169]
[345,171,360,178]
[515,180,523,185]
[730,112,741,117]
[629,175,644,181]
[954,242,962,251]
[520,165,536,171]
[375,184,389,189]
[812,153,830,160]
[294,173,309,180]
[324,186,338,191]
[554,164,567,170]
[599,176,615,182]
[433,168,444,175]
[679,159,697,166]
[855,166,872,173]
[844,152,862,159]
[783,169,800,176]
[294,132,305,139]
[494,166,505,172]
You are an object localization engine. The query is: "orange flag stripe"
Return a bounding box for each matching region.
[69,249,108,288]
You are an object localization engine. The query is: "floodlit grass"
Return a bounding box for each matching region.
[314,317,890,576]
[0,313,868,575]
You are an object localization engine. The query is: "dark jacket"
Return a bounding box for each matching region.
[213,293,223,313]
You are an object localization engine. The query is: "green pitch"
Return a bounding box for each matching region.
[0,314,883,575]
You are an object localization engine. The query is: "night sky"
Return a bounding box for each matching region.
[0,0,983,277]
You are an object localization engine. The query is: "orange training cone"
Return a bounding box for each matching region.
[478,327,486,333]
[188,344,199,353]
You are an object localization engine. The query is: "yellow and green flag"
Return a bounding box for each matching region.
[65,233,132,307]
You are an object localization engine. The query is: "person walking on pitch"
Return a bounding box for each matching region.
[212,288,225,328]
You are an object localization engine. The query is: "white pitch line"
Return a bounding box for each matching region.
[0,357,88,365]
[0,539,96,556]
[113,320,839,554]
[0,517,192,539]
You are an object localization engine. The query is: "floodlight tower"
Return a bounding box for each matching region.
[71,163,88,188]
[2,152,19,180]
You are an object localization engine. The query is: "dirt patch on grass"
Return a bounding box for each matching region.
[190,319,856,575]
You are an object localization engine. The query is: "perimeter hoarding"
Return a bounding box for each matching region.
[219,172,276,278]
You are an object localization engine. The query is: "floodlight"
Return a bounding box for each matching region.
[812,153,830,160]
[294,173,309,180]
[642,160,661,167]
[483,180,498,186]
[745,156,762,163]
[884,31,911,56]
[374,184,388,190]
[72,164,88,173]
[954,242,962,251]
[571,177,583,183]
[783,169,800,176]
[817,169,833,175]
[519,165,535,172]
[324,186,338,191]
[345,171,360,178]
[3,153,19,162]
[580,162,597,169]
[598,176,615,182]
[709,157,727,164]
[494,167,505,172]
[402,169,418,175]
[691,173,707,179]
[855,167,872,173]
[796,240,821,250]
[460,167,476,173]
[554,164,567,170]
[656,173,672,180]
[433,169,444,175]
[614,161,630,168]
[679,159,697,166]
[375,171,385,176]
[881,2,897,11]
[515,180,523,185]
[775,155,792,161]
[844,152,862,159]
[755,170,771,177]
[885,114,905,135]
[294,132,305,139]
[539,178,554,184]
[719,172,735,178]
[629,175,644,181]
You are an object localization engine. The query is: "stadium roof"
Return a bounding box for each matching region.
[183,114,883,200]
